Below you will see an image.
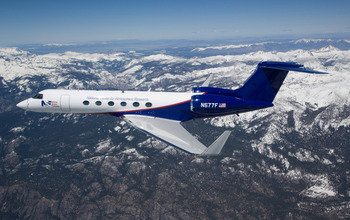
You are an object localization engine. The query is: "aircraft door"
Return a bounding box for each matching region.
[60,95,71,112]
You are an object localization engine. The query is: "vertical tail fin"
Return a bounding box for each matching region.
[234,62,326,103]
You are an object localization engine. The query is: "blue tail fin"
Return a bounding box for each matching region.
[234,62,326,103]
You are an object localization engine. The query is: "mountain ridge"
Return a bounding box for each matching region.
[0,39,349,219]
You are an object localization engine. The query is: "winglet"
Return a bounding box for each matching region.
[201,74,213,87]
[201,130,231,156]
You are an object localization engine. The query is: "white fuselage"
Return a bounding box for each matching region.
[17,89,200,115]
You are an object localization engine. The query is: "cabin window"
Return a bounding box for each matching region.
[108,101,114,106]
[32,94,43,99]
[95,101,102,106]
[83,100,89,105]
[120,101,127,106]
[133,102,140,107]
[145,102,152,107]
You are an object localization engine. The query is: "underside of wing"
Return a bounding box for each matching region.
[123,115,207,154]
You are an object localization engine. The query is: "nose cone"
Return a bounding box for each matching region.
[16,100,28,110]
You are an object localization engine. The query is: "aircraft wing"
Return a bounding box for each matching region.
[123,115,231,155]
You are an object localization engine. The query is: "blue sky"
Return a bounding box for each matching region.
[1,0,349,46]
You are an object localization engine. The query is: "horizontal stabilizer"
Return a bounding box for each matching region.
[260,62,327,74]
[201,131,231,156]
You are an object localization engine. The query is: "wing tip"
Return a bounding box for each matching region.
[201,74,213,87]
[200,130,231,156]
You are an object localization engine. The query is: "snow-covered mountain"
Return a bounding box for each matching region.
[0,39,349,219]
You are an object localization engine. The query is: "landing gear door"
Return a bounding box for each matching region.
[60,95,71,112]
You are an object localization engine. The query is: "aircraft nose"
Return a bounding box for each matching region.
[16,100,28,110]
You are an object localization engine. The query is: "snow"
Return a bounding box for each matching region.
[125,135,134,141]
[10,127,25,133]
[194,44,253,52]
[293,39,332,44]
[45,51,126,62]
[281,158,290,170]
[141,54,185,64]
[0,48,125,83]
[286,169,303,180]
[1,42,350,169]
[202,46,350,136]
[303,185,336,198]
[43,43,76,47]
[321,158,332,165]
[81,156,104,165]
[120,148,146,159]
[301,174,336,198]
[191,158,204,164]
[193,42,268,52]
[221,157,235,164]
[161,146,179,155]
[81,149,90,157]
[95,139,112,153]
[0,47,28,56]
[289,149,316,162]
[121,65,143,75]
[2,46,350,106]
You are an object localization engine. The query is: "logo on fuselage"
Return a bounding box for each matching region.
[41,100,59,107]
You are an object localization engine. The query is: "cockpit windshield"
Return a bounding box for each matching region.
[32,93,43,99]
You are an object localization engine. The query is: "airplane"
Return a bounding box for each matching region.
[16,61,326,156]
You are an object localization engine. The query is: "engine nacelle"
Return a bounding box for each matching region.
[191,94,273,115]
